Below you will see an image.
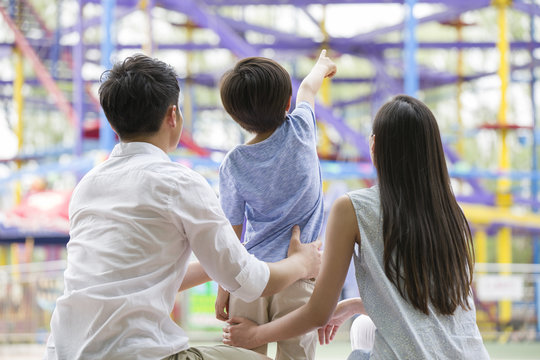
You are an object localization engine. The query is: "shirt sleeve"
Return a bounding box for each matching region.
[218,156,246,226]
[169,171,269,303]
[289,101,317,138]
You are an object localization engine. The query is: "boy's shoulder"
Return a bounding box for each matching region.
[291,101,315,118]
[220,144,246,165]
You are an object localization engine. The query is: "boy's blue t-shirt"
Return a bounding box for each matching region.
[219,102,324,262]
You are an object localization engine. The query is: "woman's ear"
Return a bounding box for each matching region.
[369,134,376,166]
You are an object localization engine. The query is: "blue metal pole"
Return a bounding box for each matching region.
[532,8,539,214]
[73,0,84,156]
[403,0,418,97]
[51,0,62,79]
[8,0,14,19]
[530,1,540,339]
[100,0,116,151]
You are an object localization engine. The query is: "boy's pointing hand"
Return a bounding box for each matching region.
[318,49,337,79]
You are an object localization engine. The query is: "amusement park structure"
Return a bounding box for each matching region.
[0,0,539,341]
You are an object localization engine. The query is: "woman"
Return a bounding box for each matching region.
[222,95,489,359]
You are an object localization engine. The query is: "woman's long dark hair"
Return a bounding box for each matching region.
[373,95,474,315]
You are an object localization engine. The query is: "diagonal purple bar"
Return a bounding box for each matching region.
[512,0,540,18]
[163,0,255,57]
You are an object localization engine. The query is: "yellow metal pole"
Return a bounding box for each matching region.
[475,229,488,267]
[456,22,464,158]
[11,243,19,281]
[14,48,24,205]
[139,0,153,55]
[24,237,34,263]
[0,246,6,266]
[183,21,194,134]
[494,0,512,325]
[318,6,332,158]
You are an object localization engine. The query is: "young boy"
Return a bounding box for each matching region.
[215,50,336,359]
[44,54,321,360]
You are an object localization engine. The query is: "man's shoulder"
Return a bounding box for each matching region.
[83,156,206,187]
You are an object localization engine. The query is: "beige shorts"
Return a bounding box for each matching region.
[163,345,268,360]
[229,278,316,360]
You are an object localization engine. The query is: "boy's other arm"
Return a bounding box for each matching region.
[232,224,243,240]
[179,262,211,292]
[296,49,337,109]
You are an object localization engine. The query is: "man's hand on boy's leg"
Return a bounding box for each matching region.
[215,286,231,321]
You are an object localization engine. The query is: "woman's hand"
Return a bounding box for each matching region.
[318,298,365,345]
[222,316,265,349]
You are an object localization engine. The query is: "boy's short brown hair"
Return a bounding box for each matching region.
[220,57,292,133]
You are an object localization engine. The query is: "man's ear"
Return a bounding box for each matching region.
[167,105,177,128]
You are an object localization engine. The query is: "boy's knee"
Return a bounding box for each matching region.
[350,314,376,351]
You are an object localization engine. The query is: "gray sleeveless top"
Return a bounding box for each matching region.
[348,186,489,360]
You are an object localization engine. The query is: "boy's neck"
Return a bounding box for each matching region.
[246,130,275,145]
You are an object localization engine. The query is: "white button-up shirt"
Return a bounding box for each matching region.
[46,142,269,360]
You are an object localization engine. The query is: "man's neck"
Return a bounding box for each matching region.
[122,134,168,153]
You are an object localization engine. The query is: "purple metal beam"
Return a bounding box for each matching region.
[299,7,323,30]
[512,0,540,18]
[204,0,490,5]
[332,56,540,108]
[61,6,136,36]
[312,100,370,158]
[166,0,255,57]
[7,40,540,54]
[348,2,489,42]
[218,15,311,43]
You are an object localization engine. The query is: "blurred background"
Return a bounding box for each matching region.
[0,0,540,358]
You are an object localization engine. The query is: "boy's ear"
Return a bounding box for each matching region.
[286,96,292,112]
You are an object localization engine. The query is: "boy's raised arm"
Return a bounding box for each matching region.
[296,49,337,109]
